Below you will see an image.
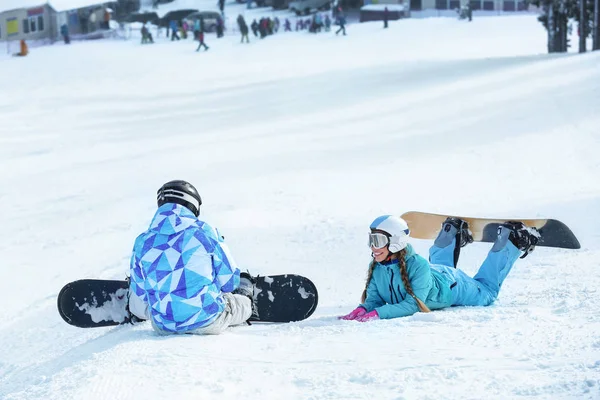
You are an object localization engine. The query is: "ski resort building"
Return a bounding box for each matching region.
[0,0,138,42]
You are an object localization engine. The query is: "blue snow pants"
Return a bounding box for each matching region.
[429,226,522,307]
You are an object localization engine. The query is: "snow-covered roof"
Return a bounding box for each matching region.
[50,0,108,12]
[0,0,108,13]
[0,0,48,13]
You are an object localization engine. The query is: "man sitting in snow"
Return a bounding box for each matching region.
[127,180,255,335]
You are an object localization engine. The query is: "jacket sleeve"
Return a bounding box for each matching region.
[375,256,432,319]
[212,238,240,293]
[128,239,149,318]
[360,277,385,312]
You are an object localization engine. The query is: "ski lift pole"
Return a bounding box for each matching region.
[594,0,599,50]
[580,0,586,52]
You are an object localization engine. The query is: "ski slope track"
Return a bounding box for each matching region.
[0,14,599,400]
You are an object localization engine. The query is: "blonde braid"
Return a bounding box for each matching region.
[360,259,377,303]
[398,250,431,313]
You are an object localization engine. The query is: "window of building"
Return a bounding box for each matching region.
[25,7,44,33]
[436,0,448,9]
[503,0,515,10]
[23,19,30,34]
[469,0,481,10]
[7,17,19,36]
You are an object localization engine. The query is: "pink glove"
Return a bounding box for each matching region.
[339,306,366,320]
[355,310,379,322]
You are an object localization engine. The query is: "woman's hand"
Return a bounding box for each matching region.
[355,310,379,322]
[339,306,366,320]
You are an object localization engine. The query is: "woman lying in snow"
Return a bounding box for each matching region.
[340,215,539,322]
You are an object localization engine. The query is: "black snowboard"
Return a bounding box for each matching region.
[57,279,132,328]
[57,274,318,328]
[249,274,319,323]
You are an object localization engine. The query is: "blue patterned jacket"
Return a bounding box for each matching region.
[129,203,240,333]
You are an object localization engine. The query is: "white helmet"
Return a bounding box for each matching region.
[369,215,410,253]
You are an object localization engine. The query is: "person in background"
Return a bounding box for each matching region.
[324,14,331,31]
[237,14,250,43]
[170,20,180,40]
[103,8,111,29]
[383,7,389,28]
[61,24,71,44]
[181,20,189,39]
[216,16,225,38]
[196,19,209,51]
[335,7,347,36]
[13,39,29,57]
[193,18,201,39]
[141,23,154,44]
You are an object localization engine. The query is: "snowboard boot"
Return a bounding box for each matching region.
[503,221,540,258]
[433,217,473,268]
[443,217,474,248]
[232,271,259,322]
[233,272,255,299]
[493,221,540,258]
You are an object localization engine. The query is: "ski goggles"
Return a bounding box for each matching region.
[368,232,389,249]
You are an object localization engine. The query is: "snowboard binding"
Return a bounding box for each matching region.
[500,221,540,259]
[233,271,260,323]
[442,217,474,248]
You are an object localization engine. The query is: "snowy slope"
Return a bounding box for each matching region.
[1,15,599,400]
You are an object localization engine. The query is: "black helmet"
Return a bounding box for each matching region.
[156,180,202,217]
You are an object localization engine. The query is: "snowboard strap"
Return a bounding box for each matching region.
[452,222,464,268]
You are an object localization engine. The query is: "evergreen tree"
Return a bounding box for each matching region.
[528,0,596,52]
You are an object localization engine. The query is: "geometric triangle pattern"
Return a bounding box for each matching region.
[128,203,241,333]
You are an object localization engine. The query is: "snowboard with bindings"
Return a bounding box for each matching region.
[400,211,580,249]
[57,274,318,328]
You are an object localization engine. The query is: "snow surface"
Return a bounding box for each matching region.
[1,13,600,400]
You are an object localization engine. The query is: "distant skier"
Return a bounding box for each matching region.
[251,19,259,36]
[383,6,389,28]
[196,30,209,51]
[60,23,71,44]
[324,15,331,31]
[195,18,209,51]
[141,24,154,44]
[13,39,29,57]
[335,8,346,36]
[128,180,255,335]
[237,14,250,43]
[340,215,539,322]
[216,16,224,38]
[193,17,201,38]
[169,20,180,40]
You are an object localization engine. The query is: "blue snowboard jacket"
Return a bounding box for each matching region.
[129,203,240,333]
[360,244,454,319]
